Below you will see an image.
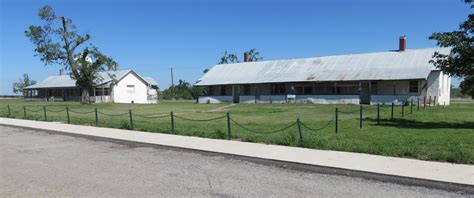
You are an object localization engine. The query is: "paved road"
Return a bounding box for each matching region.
[0,125,468,197]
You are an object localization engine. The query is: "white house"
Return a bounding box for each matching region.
[23,69,158,104]
[195,37,451,105]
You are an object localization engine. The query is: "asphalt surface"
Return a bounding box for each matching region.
[0,125,469,197]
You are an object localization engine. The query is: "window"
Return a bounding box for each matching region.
[208,86,215,96]
[295,87,303,94]
[220,85,227,96]
[304,87,313,95]
[243,85,251,95]
[272,84,286,94]
[409,81,419,93]
[95,88,110,96]
[371,81,377,95]
[127,85,135,94]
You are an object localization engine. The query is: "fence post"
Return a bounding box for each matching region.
[377,104,380,125]
[297,118,303,147]
[95,108,98,126]
[129,109,134,130]
[423,96,426,109]
[170,111,175,134]
[417,97,420,111]
[410,99,413,114]
[335,108,338,133]
[391,102,394,120]
[401,104,404,117]
[359,106,363,129]
[226,112,232,140]
[7,105,10,118]
[23,106,26,119]
[66,106,70,124]
[43,106,47,121]
[434,96,437,106]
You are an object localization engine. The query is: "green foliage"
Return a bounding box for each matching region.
[217,48,263,65]
[451,86,464,97]
[247,48,263,62]
[162,80,203,100]
[460,75,474,98]
[72,47,117,96]
[24,5,116,103]
[12,74,36,94]
[429,1,473,97]
[218,51,240,64]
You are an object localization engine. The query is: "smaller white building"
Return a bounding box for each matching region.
[24,69,158,104]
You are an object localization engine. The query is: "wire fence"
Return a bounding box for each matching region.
[230,118,297,134]
[174,114,226,122]
[300,115,335,132]
[0,99,429,147]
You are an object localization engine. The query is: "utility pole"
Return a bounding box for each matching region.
[169,67,174,99]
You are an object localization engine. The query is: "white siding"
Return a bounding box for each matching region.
[112,73,149,104]
[198,96,233,103]
[425,71,450,106]
[296,95,360,104]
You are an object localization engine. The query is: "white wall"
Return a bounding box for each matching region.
[371,95,419,105]
[296,95,360,104]
[425,71,450,106]
[198,96,233,103]
[259,95,287,103]
[147,88,158,104]
[239,96,256,103]
[112,72,149,104]
[199,95,360,104]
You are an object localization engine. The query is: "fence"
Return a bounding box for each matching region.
[0,98,431,147]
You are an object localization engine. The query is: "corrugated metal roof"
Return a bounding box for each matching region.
[143,77,158,86]
[24,69,156,89]
[195,47,451,86]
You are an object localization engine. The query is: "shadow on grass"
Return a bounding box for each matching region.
[365,118,474,130]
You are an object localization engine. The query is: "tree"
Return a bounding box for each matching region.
[247,48,263,62]
[161,79,203,100]
[12,73,36,95]
[218,51,240,64]
[217,49,263,64]
[429,0,473,98]
[25,5,117,104]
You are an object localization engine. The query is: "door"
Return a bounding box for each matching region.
[360,82,370,104]
[232,85,240,103]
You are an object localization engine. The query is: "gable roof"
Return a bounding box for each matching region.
[24,69,157,89]
[195,47,452,86]
[143,77,158,86]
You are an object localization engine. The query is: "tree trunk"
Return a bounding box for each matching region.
[81,88,90,104]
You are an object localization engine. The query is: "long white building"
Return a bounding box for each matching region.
[196,37,451,105]
[23,69,158,104]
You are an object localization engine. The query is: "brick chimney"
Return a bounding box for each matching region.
[59,69,64,75]
[399,35,406,51]
[244,51,249,62]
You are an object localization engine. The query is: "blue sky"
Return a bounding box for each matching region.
[0,0,471,95]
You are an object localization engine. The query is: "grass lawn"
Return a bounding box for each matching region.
[1,98,473,164]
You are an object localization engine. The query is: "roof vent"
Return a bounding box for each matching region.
[399,35,406,52]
